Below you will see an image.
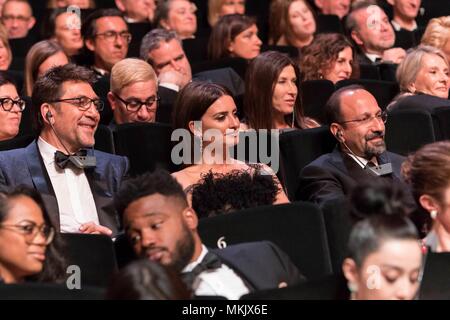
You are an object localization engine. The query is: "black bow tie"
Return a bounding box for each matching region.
[54,150,87,169]
[182,252,222,288]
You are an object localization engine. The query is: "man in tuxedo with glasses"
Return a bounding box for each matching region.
[0,64,129,236]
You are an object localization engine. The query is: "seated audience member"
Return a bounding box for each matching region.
[345,1,406,65]
[107,58,158,127]
[191,169,280,219]
[47,0,95,8]
[313,0,350,20]
[244,51,317,129]
[387,0,421,32]
[402,141,450,252]
[140,29,191,94]
[300,33,359,84]
[114,170,304,299]
[45,8,83,58]
[388,45,449,108]
[421,16,450,63]
[0,71,25,141]
[342,214,422,300]
[115,0,156,23]
[269,0,316,49]
[297,85,409,207]
[81,8,131,78]
[1,0,35,39]
[0,185,65,284]
[208,0,245,27]
[0,24,11,71]
[106,259,191,299]
[171,81,288,204]
[208,14,262,61]
[350,179,412,223]
[155,0,197,40]
[24,40,69,97]
[0,64,129,236]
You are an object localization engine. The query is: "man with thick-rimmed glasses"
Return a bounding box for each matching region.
[82,8,131,78]
[107,58,159,128]
[297,85,412,208]
[0,64,129,237]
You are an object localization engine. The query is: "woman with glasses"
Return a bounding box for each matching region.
[0,71,25,141]
[24,40,69,96]
[0,185,65,284]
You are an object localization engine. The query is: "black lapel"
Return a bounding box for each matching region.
[25,141,60,228]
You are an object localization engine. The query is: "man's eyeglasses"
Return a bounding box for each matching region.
[48,96,104,111]
[338,111,388,126]
[0,97,26,112]
[113,92,160,112]
[0,222,55,245]
[95,31,132,44]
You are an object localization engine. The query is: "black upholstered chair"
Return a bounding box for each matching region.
[300,79,335,123]
[60,233,117,288]
[385,109,436,156]
[94,124,115,154]
[278,126,336,200]
[198,202,333,280]
[114,122,177,175]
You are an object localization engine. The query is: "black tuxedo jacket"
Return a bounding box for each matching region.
[211,241,305,292]
[296,147,407,207]
[0,141,129,236]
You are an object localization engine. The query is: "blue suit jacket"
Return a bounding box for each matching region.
[0,141,129,236]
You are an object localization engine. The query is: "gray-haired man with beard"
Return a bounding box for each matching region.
[297,85,408,207]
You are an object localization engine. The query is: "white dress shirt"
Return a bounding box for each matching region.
[37,137,99,233]
[183,245,250,300]
[391,20,417,32]
[365,53,382,63]
[347,153,371,169]
[159,82,180,92]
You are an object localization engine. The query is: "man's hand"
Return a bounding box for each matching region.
[159,70,190,89]
[79,222,112,236]
[381,48,406,64]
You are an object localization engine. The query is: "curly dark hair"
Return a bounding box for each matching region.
[300,33,359,82]
[191,167,280,219]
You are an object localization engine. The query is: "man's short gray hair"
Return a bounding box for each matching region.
[139,28,181,63]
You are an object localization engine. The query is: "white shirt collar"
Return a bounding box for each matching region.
[37,136,59,166]
[159,82,180,92]
[391,19,417,32]
[346,153,370,169]
[92,66,109,77]
[365,53,382,63]
[182,244,208,273]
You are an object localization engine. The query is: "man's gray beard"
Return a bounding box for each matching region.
[365,140,386,159]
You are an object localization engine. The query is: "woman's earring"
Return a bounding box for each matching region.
[430,210,438,220]
[347,282,358,293]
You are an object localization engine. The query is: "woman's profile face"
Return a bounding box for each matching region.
[220,0,245,16]
[228,24,262,60]
[288,0,316,40]
[411,53,449,99]
[37,51,69,78]
[272,65,298,116]
[0,196,50,283]
[323,46,353,84]
[195,94,240,147]
[346,239,422,300]
[0,40,10,71]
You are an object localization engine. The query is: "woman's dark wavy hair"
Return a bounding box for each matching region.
[208,14,256,60]
[299,33,360,81]
[0,185,66,283]
[244,51,305,129]
[191,166,279,219]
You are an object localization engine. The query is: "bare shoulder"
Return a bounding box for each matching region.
[171,168,198,190]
